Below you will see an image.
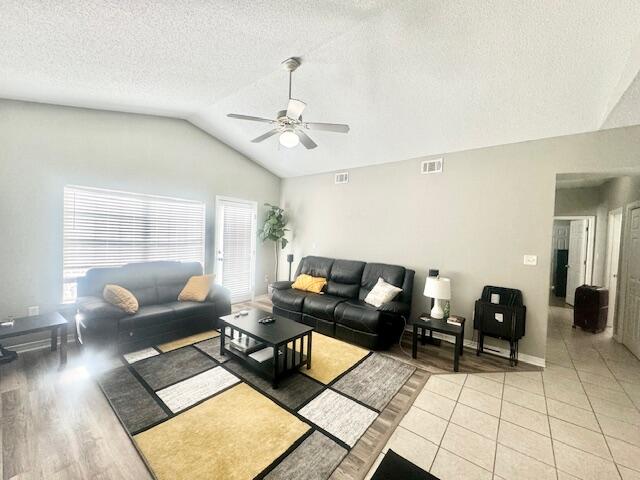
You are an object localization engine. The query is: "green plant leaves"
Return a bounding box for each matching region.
[259,203,288,248]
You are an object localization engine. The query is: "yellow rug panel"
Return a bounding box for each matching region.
[134,383,309,480]
[302,332,370,384]
[158,329,220,352]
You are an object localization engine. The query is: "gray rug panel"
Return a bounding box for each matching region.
[193,336,228,363]
[224,359,323,410]
[132,346,216,390]
[332,354,415,411]
[99,366,168,433]
[265,431,347,480]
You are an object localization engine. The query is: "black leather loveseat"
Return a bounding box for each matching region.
[272,256,414,350]
[75,261,231,353]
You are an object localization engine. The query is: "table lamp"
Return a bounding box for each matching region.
[424,276,451,319]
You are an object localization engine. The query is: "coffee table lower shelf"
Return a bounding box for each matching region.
[220,333,312,388]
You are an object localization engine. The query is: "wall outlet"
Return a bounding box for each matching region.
[264,274,269,284]
[523,255,538,266]
[28,305,39,316]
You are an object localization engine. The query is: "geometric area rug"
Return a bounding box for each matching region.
[98,330,415,480]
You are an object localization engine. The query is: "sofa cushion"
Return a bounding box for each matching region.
[364,278,403,308]
[302,294,348,321]
[103,284,139,314]
[155,262,204,303]
[359,263,405,301]
[292,274,327,293]
[334,299,383,334]
[77,296,127,320]
[272,288,309,313]
[119,305,175,331]
[178,275,212,302]
[166,301,216,320]
[326,259,365,299]
[296,256,334,279]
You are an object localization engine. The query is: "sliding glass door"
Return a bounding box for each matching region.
[214,196,257,303]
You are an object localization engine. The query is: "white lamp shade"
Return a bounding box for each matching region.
[424,276,451,300]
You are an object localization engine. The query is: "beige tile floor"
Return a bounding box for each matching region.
[366,306,640,480]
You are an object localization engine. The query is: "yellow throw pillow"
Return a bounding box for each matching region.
[178,275,213,302]
[291,274,327,294]
[103,284,139,314]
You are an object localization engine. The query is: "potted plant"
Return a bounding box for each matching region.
[258,203,289,294]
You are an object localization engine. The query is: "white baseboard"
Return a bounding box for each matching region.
[406,329,546,368]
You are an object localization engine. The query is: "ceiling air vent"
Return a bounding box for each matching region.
[421,158,444,175]
[334,172,349,184]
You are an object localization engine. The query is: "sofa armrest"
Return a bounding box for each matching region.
[378,301,410,316]
[272,281,293,291]
[208,284,231,304]
[76,296,126,320]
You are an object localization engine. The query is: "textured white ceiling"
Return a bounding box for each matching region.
[2,1,640,178]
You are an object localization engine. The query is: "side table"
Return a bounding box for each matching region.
[412,314,465,372]
[0,312,68,368]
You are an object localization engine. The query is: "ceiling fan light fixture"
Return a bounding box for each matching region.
[279,129,299,148]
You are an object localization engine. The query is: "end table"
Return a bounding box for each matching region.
[412,314,465,372]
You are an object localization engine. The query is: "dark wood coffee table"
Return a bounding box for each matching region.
[0,312,68,367]
[219,309,313,388]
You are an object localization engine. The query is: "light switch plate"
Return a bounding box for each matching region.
[523,255,538,266]
[28,306,39,316]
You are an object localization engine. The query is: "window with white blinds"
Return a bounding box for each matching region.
[215,197,257,302]
[63,185,205,303]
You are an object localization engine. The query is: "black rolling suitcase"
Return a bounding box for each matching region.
[573,285,608,333]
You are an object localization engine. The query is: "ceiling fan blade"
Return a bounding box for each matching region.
[227,113,275,123]
[304,122,350,133]
[251,129,280,143]
[296,130,317,149]
[286,99,306,119]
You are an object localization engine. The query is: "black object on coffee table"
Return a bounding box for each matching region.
[412,314,465,372]
[0,312,68,368]
[219,309,313,388]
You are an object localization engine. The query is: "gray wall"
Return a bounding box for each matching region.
[602,176,640,210]
[0,99,281,331]
[554,187,608,286]
[280,125,640,362]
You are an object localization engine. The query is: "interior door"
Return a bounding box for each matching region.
[607,211,623,327]
[566,219,588,306]
[551,221,570,292]
[623,207,640,358]
[215,197,257,303]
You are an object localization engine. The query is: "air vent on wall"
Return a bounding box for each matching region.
[421,158,444,175]
[335,172,349,184]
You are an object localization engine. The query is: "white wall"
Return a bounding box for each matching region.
[0,99,281,328]
[280,125,640,363]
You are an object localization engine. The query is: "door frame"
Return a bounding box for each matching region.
[214,195,258,302]
[619,200,640,345]
[605,208,623,336]
[553,215,596,287]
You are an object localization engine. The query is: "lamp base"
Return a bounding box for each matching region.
[430,300,445,320]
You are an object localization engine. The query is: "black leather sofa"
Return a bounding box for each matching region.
[75,261,231,353]
[272,256,414,350]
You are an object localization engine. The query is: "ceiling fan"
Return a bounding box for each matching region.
[227,57,350,149]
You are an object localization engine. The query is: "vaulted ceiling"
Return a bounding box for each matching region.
[2,1,640,178]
